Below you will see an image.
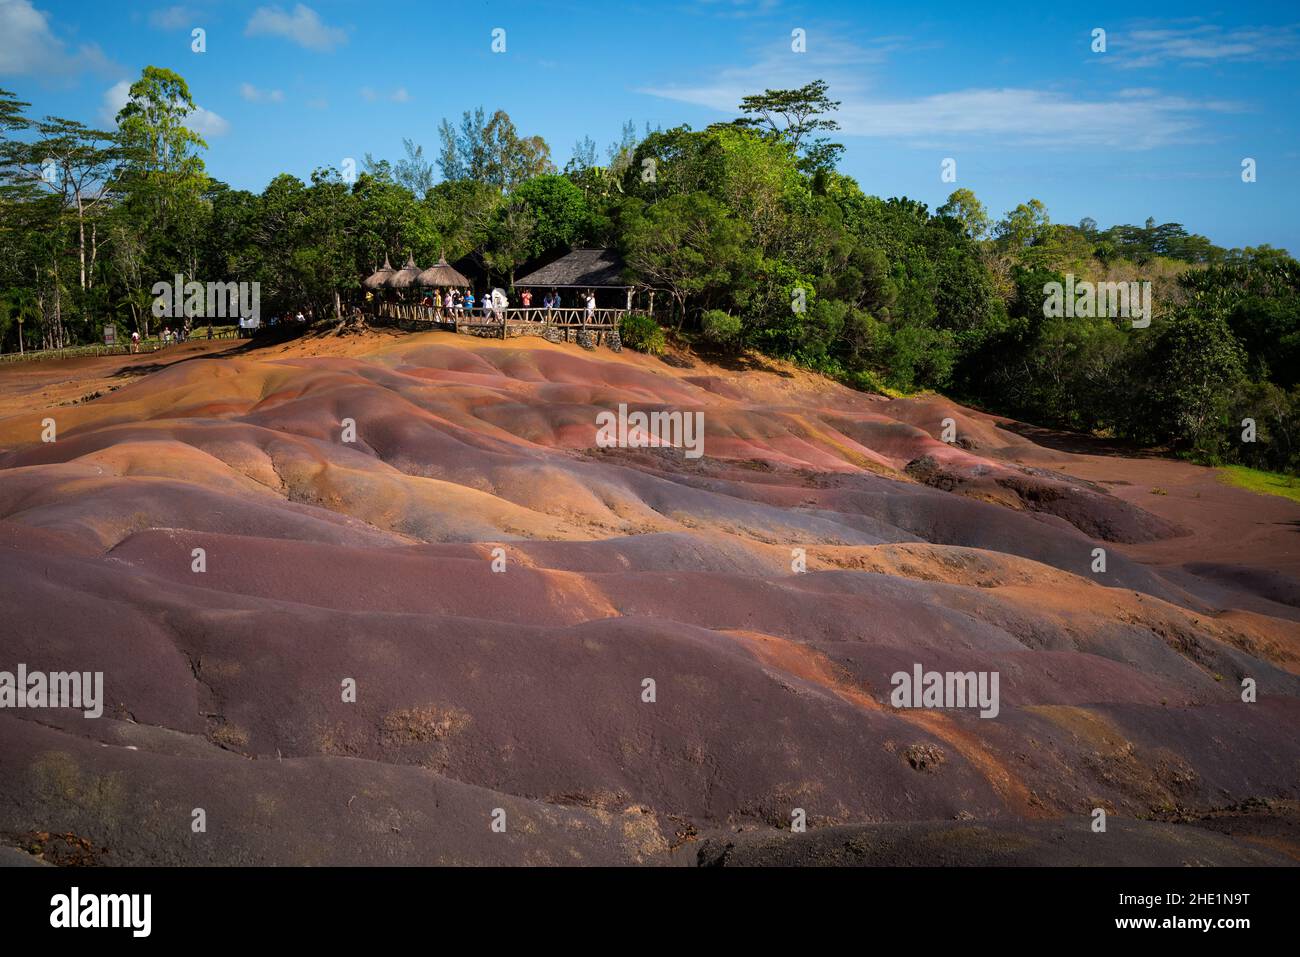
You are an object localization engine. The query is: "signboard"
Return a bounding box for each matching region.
[103,326,116,345]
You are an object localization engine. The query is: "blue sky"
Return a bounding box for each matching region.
[3,0,1299,251]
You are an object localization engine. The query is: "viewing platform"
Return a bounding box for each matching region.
[370,302,625,350]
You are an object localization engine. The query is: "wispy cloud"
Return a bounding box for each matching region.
[641,31,896,111]
[245,3,346,52]
[1111,23,1300,69]
[642,32,1245,150]
[691,0,783,19]
[240,82,284,103]
[0,0,116,78]
[360,86,410,103]
[835,88,1241,150]
[148,4,196,30]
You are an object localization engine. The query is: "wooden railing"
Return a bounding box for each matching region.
[375,302,456,324]
[375,302,623,328]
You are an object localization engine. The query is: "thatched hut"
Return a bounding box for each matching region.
[514,248,633,309]
[362,256,395,291]
[384,254,423,291]
[418,254,471,289]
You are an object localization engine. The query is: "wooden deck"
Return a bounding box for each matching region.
[371,303,625,349]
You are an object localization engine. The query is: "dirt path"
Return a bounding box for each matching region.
[0,340,244,418]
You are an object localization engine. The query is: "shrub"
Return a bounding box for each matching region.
[701,309,742,348]
[620,311,666,355]
[843,368,886,394]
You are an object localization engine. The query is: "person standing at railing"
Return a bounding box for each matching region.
[520,289,532,309]
[585,292,596,322]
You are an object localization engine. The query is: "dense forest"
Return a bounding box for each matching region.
[2,68,1297,474]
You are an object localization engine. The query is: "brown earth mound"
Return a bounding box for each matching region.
[0,331,1296,866]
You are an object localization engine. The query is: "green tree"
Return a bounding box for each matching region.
[937,188,990,240]
[735,80,843,171]
[621,192,750,328]
[514,175,590,258]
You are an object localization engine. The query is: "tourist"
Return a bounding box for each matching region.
[585,292,596,320]
[130,330,140,354]
[433,289,443,318]
[520,289,532,308]
[464,290,476,315]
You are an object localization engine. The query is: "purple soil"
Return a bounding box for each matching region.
[0,330,1296,866]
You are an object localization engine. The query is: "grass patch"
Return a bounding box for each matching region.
[1218,465,1300,503]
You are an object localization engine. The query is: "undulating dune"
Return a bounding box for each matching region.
[0,331,1296,865]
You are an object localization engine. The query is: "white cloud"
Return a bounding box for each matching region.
[642,33,1243,150]
[694,0,782,19]
[0,0,114,77]
[148,5,195,30]
[99,79,229,138]
[833,88,1239,150]
[360,86,410,103]
[1113,24,1300,69]
[240,82,284,103]
[186,105,229,138]
[245,3,346,52]
[641,32,894,113]
[98,79,131,126]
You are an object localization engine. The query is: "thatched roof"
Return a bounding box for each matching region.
[515,248,630,288]
[418,255,471,288]
[384,253,423,289]
[362,256,394,291]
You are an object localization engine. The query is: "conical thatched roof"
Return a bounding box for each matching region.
[418,254,471,289]
[384,253,423,289]
[362,255,395,291]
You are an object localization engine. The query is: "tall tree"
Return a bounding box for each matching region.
[4,118,123,291]
[735,80,843,170]
[938,188,990,241]
[394,139,434,198]
[437,107,553,191]
[621,192,750,328]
